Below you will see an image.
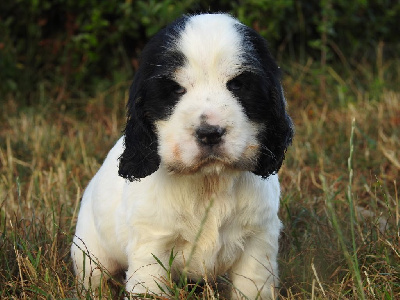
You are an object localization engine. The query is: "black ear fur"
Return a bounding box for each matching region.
[238,24,294,178]
[253,79,294,178]
[118,16,188,181]
[118,81,161,182]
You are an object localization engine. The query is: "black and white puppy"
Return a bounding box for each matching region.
[71,13,293,299]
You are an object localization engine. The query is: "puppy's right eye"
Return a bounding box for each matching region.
[227,78,243,92]
[173,84,186,95]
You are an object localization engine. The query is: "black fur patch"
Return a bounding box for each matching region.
[231,24,294,178]
[118,16,189,181]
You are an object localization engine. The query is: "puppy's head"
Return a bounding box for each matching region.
[119,14,294,181]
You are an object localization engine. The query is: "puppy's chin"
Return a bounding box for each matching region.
[166,158,226,176]
[164,155,257,176]
[161,140,261,176]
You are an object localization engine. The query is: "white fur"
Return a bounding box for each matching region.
[160,15,260,174]
[71,14,282,299]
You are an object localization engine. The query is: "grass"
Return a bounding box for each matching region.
[1,62,399,299]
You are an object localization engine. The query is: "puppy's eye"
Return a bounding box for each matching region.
[227,78,243,91]
[173,84,186,95]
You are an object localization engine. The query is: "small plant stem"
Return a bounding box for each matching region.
[347,119,366,299]
[182,197,215,278]
[323,119,366,300]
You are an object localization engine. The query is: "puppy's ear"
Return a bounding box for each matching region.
[118,77,160,181]
[118,18,189,181]
[253,78,294,178]
[239,25,294,178]
[253,82,294,178]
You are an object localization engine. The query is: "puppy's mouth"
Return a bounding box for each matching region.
[166,157,230,175]
[166,144,259,175]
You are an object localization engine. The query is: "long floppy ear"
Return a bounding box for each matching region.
[239,25,294,178]
[253,79,294,178]
[118,17,188,181]
[118,77,161,181]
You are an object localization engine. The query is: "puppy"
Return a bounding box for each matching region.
[71,13,293,299]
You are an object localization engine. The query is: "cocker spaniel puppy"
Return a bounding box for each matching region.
[71,13,293,299]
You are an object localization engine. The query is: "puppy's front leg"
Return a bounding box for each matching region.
[230,231,279,300]
[124,241,171,297]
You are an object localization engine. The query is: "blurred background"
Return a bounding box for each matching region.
[0,1,399,299]
[1,0,399,107]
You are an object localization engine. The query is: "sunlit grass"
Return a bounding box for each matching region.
[278,86,400,299]
[1,67,399,298]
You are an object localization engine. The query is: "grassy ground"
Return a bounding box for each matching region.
[0,64,399,298]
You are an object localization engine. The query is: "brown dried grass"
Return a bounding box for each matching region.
[0,74,399,299]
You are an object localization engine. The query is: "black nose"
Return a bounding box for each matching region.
[195,124,226,146]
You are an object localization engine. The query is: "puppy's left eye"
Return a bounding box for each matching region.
[227,78,243,91]
[173,84,186,95]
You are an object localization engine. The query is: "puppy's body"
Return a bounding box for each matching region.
[71,13,293,299]
[73,137,281,297]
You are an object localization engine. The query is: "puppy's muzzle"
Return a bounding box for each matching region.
[195,124,226,146]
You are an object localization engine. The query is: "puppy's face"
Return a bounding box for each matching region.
[119,14,294,181]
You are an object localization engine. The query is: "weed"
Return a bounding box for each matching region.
[1,68,399,298]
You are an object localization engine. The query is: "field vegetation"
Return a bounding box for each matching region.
[1,0,399,299]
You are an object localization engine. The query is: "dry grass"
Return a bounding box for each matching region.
[0,71,399,298]
[278,88,400,299]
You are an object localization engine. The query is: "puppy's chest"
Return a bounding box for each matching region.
[173,203,251,276]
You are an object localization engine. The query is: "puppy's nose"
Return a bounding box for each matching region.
[195,124,226,146]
